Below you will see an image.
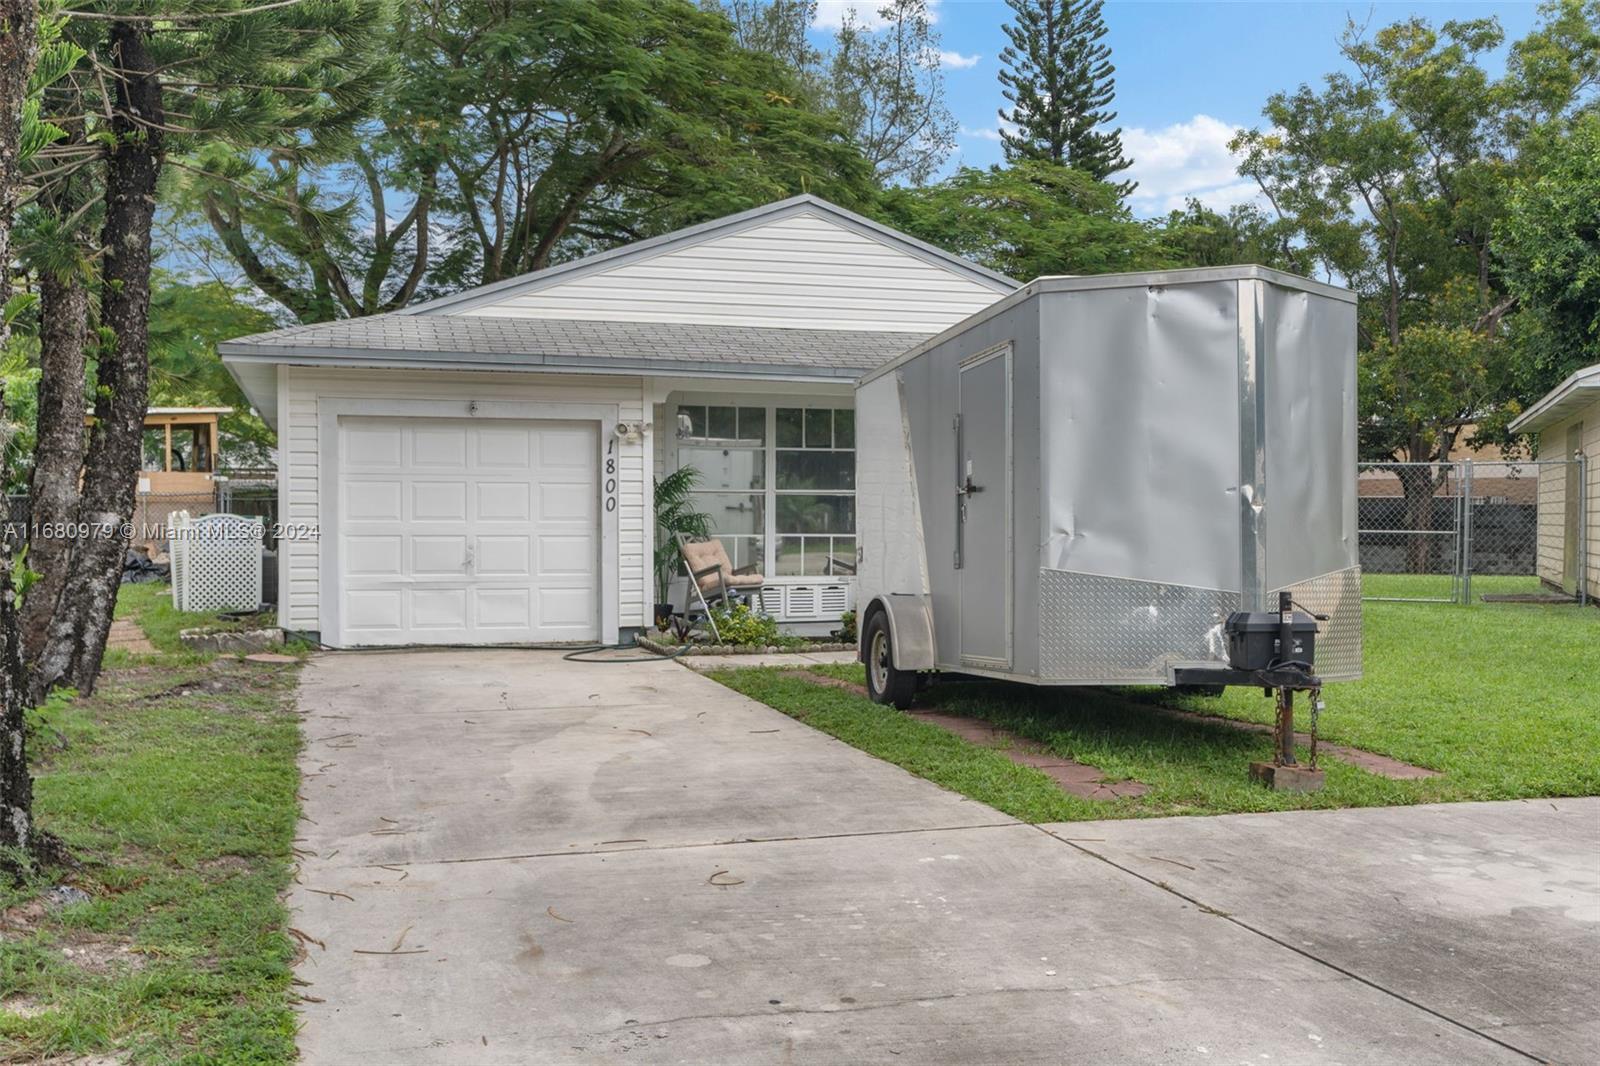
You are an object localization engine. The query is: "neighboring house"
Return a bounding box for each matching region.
[219,195,1017,648]
[1508,364,1600,602]
[1356,423,1538,504]
[118,405,230,552]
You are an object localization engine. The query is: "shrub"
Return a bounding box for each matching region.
[708,601,781,646]
[835,609,857,644]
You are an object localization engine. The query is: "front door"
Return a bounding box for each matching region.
[956,346,1011,668]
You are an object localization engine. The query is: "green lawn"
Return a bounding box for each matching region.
[710,575,1599,822]
[1,583,306,1064]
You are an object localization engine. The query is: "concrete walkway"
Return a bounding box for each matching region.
[289,650,1599,1064]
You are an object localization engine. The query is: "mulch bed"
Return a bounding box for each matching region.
[637,634,852,657]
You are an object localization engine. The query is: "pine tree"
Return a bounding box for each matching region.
[997,0,1135,195]
[28,0,390,701]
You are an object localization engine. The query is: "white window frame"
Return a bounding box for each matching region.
[671,392,855,586]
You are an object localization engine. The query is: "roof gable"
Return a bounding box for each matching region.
[403,195,1016,333]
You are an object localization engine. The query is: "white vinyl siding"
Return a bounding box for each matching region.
[449,212,1004,333]
[277,366,647,637]
[1535,405,1600,601]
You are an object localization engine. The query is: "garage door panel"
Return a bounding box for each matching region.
[539,427,593,467]
[540,534,595,576]
[539,587,596,628]
[477,481,531,521]
[344,479,403,521]
[540,481,596,522]
[338,416,599,646]
[412,535,469,575]
[475,535,532,576]
[412,589,468,630]
[345,424,403,468]
[476,588,533,629]
[412,481,468,521]
[475,426,534,468]
[346,589,404,631]
[412,425,468,467]
[344,535,403,576]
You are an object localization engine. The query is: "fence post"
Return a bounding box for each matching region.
[1460,460,1473,606]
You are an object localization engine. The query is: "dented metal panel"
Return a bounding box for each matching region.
[855,265,1361,688]
[1038,279,1242,593]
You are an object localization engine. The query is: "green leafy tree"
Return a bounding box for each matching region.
[997,0,1133,194]
[147,272,277,468]
[28,0,389,702]
[1231,5,1598,563]
[1496,112,1600,412]
[183,131,435,324]
[713,0,956,186]
[828,0,954,186]
[874,161,1165,280]
[1159,198,1307,272]
[186,0,876,320]
[2,0,80,873]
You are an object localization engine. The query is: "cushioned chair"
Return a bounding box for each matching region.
[676,534,764,640]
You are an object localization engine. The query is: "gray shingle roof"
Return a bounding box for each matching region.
[218,314,931,380]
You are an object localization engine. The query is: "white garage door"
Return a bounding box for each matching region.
[337,417,599,646]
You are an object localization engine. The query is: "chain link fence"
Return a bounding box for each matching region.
[1359,458,1588,605]
[6,482,281,550]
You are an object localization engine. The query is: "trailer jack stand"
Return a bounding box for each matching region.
[1249,684,1326,793]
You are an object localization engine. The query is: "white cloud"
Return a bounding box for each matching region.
[939,50,980,69]
[814,1,889,29]
[961,126,1003,142]
[814,0,941,30]
[1119,114,1264,216]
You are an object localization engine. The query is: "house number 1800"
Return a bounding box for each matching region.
[604,437,618,513]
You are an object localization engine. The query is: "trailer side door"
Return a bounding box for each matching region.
[956,345,1012,668]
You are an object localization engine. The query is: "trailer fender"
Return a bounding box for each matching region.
[860,594,936,671]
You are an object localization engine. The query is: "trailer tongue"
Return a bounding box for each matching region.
[854,266,1361,792]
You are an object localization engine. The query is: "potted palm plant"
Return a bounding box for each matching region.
[654,467,712,631]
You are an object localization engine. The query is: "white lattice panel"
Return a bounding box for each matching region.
[170,512,264,613]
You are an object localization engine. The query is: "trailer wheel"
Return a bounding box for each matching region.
[864,611,916,709]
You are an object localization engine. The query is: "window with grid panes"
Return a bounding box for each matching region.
[774,406,854,577]
[675,404,767,574]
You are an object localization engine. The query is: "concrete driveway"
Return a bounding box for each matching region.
[290,650,1599,1064]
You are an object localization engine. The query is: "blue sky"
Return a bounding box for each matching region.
[817,1,1544,215]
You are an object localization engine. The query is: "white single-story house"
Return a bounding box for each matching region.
[220,195,1018,647]
[1508,363,1599,602]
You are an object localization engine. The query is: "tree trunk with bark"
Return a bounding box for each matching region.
[1,0,41,871]
[32,20,162,699]
[20,267,89,677]
[1395,462,1443,574]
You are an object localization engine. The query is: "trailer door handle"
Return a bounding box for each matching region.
[958,476,983,498]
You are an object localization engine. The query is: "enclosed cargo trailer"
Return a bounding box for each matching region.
[854,266,1361,718]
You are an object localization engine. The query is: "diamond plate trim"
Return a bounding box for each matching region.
[1038,570,1238,683]
[1273,566,1363,681]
